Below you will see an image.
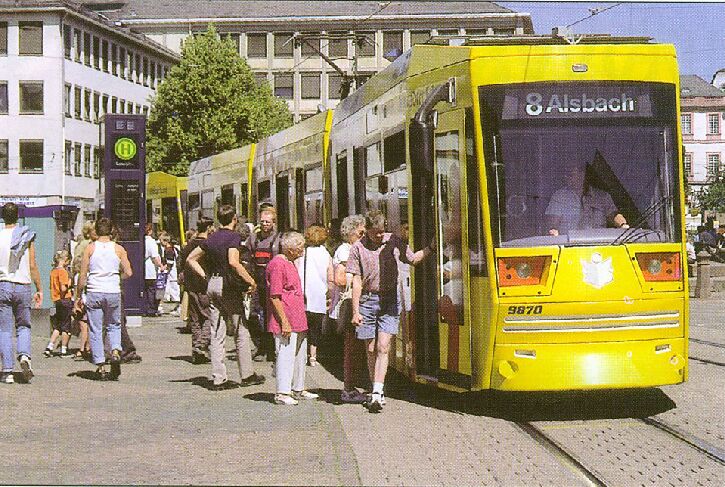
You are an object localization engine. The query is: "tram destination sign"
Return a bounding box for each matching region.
[501,83,656,120]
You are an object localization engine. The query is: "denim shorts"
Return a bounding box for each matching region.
[355,293,400,340]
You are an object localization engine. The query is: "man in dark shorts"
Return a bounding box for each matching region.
[186,205,265,390]
[348,210,433,412]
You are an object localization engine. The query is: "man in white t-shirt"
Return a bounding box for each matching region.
[545,164,627,236]
[0,203,42,384]
[143,223,164,317]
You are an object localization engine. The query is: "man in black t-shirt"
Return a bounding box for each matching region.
[179,217,214,364]
[186,205,265,390]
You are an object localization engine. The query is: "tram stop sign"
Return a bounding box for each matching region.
[114,137,138,162]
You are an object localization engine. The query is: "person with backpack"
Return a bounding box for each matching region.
[246,206,281,362]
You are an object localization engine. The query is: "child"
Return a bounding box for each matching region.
[45,250,73,357]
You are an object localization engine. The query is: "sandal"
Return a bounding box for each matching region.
[73,351,85,361]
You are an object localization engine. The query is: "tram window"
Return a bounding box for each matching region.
[188,193,200,213]
[305,166,323,192]
[466,109,486,276]
[383,131,405,172]
[258,180,271,201]
[336,151,349,218]
[365,142,382,176]
[221,184,235,207]
[240,183,249,218]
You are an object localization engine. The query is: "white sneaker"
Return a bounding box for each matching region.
[0,372,14,384]
[19,356,33,383]
[293,390,319,400]
[274,393,299,405]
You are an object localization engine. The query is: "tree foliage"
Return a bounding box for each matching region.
[698,176,725,213]
[147,26,292,175]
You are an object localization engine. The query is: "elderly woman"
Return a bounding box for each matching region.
[266,231,319,405]
[297,225,331,367]
[328,214,368,404]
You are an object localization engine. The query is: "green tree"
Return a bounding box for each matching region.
[699,176,725,213]
[147,26,292,175]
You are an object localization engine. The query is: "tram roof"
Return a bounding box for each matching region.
[334,33,663,122]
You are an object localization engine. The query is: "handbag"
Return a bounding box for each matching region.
[333,281,352,335]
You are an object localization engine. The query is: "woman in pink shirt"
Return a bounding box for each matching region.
[266,231,319,405]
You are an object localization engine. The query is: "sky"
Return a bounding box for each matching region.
[499,2,725,80]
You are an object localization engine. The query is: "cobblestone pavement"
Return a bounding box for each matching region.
[0,298,722,485]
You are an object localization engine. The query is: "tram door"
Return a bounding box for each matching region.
[432,110,471,387]
[275,173,290,231]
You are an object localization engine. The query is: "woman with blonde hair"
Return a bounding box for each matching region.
[296,225,331,366]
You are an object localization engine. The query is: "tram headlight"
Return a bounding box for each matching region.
[497,256,550,286]
[515,262,533,279]
[636,252,681,282]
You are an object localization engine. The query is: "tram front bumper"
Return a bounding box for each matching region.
[490,338,686,391]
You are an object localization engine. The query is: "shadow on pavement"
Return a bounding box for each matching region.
[167,355,194,364]
[169,376,244,391]
[243,392,275,403]
[380,371,677,421]
[67,370,103,381]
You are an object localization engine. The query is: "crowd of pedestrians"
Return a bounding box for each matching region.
[0,200,435,413]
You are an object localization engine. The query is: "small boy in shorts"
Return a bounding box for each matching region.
[45,250,73,357]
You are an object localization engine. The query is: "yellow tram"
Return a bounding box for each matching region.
[188,34,689,392]
[145,171,188,245]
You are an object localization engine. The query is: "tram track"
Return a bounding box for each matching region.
[641,417,725,465]
[515,422,607,487]
[689,337,725,349]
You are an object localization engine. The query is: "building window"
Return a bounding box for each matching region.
[254,72,269,86]
[707,153,721,177]
[150,61,156,86]
[64,84,71,117]
[83,32,91,65]
[355,31,375,57]
[0,22,7,56]
[119,47,126,78]
[247,33,267,58]
[0,82,7,114]
[135,54,141,83]
[63,25,72,59]
[274,74,293,99]
[111,96,117,113]
[93,92,100,121]
[19,140,43,173]
[19,81,44,114]
[143,58,149,86]
[73,29,81,62]
[437,29,459,37]
[274,33,294,58]
[681,113,692,135]
[83,144,91,177]
[111,44,118,75]
[19,22,43,56]
[328,31,348,58]
[328,73,342,99]
[74,142,81,175]
[94,146,102,179]
[410,30,431,47]
[383,31,403,58]
[0,140,7,173]
[683,153,692,178]
[74,86,81,118]
[301,72,321,99]
[101,39,108,72]
[65,141,72,175]
[83,89,91,120]
[101,94,109,118]
[300,33,320,57]
[92,36,100,69]
[707,113,721,135]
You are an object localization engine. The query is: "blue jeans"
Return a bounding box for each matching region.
[86,292,122,366]
[0,281,32,372]
[355,293,400,340]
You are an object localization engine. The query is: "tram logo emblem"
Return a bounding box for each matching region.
[581,252,613,289]
[114,137,137,161]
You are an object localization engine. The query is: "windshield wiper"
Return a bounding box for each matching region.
[610,195,673,246]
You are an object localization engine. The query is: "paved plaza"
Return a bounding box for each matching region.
[0,299,723,486]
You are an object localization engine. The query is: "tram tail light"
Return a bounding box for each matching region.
[635,252,681,282]
[497,256,550,286]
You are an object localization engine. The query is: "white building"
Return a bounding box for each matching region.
[0,0,178,228]
[680,75,725,219]
[90,1,533,122]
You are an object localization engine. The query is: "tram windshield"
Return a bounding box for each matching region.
[479,82,681,248]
